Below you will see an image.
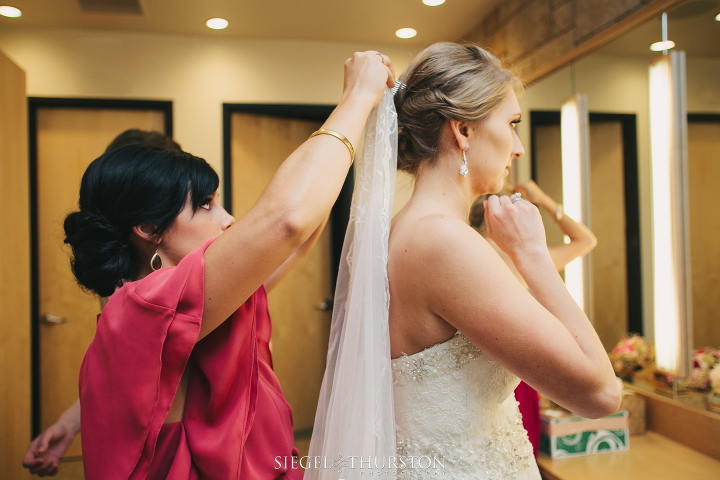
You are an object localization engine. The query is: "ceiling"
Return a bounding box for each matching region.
[0,0,503,46]
[600,0,720,57]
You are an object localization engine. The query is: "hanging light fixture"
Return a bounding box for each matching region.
[561,93,592,316]
[650,12,675,53]
[648,12,692,377]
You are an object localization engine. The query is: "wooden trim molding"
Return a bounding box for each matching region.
[526,0,688,84]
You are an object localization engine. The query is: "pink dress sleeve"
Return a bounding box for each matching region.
[79,240,209,479]
[80,238,298,479]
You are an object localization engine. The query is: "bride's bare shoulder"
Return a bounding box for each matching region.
[390,213,491,264]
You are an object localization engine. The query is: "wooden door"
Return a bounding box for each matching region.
[687,121,720,347]
[534,120,628,351]
[588,122,627,351]
[230,113,333,446]
[35,107,166,474]
[0,49,32,480]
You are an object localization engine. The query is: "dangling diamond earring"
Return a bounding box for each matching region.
[150,250,163,271]
[460,149,469,177]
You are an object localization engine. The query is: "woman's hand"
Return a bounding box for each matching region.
[483,194,548,261]
[22,422,75,477]
[342,51,396,108]
[512,179,551,208]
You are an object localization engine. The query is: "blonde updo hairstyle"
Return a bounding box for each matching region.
[393,42,521,175]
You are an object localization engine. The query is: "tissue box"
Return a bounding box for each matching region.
[540,410,629,458]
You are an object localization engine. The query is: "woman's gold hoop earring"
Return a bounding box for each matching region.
[460,149,469,177]
[150,251,163,271]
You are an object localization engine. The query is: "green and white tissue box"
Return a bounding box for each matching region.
[540,410,629,458]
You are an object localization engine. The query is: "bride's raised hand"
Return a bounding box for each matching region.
[484,194,548,261]
[342,51,396,107]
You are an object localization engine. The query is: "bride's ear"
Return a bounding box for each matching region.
[448,119,472,150]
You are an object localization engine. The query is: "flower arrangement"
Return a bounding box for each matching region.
[710,365,720,396]
[685,347,720,393]
[609,335,652,381]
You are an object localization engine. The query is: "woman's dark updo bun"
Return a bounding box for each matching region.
[393,42,521,175]
[64,144,219,297]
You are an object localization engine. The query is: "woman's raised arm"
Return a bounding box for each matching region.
[405,196,620,418]
[199,52,395,340]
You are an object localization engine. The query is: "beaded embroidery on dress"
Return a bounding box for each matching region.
[391,332,541,479]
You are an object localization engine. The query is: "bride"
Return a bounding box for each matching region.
[307,42,620,480]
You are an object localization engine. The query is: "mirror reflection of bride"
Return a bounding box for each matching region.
[308,42,620,480]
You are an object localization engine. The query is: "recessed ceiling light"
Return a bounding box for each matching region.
[715,13,720,21]
[423,0,446,6]
[650,40,675,51]
[396,28,417,39]
[0,6,22,18]
[206,18,228,30]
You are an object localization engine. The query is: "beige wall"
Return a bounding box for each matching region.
[517,52,720,343]
[0,26,420,199]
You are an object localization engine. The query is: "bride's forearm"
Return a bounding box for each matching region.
[512,250,617,393]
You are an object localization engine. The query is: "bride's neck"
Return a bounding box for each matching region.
[412,155,474,221]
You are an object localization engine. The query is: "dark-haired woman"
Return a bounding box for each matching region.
[22,129,183,477]
[55,52,394,480]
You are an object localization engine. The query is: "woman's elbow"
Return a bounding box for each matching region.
[277,212,305,242]
[579,380,622,419]
[587,233,598,251]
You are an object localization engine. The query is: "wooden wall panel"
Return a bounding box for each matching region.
[465,0,686,83]
[0,49,31,479]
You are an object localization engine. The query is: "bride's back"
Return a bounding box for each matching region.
[388,195,462,358]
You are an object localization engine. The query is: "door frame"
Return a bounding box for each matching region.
[529,111,643,335]
[28,98,173,436]
[222,103,351,290]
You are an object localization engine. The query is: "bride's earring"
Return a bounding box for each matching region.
[150,250,163,271]
[460,149,469,177]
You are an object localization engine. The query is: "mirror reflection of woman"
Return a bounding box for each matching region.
[25,52,395,479]
[387,43,619,478]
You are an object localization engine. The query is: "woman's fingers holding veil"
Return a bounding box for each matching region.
[484,194,547,260]
[343,51,396,107]
[373,51,397,85]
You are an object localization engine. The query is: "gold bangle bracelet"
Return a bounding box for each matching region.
[309,129,355,164]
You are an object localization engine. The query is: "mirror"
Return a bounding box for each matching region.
[520,0,720,412]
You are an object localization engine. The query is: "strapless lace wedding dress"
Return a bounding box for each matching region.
[391,332,541,479]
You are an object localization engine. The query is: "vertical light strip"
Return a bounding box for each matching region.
[561,94,592,316]
[649,51,692,376]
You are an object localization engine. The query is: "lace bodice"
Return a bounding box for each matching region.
[391,333,540,479]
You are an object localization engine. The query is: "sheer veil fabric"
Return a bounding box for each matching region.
[305,89,398,479]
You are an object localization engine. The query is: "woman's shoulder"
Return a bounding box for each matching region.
[106,242,211,317]
[392,213,487,259]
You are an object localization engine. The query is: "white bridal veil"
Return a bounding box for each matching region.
[304,89,398,479]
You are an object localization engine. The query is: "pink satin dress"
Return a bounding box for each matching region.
[515,382,541,458]
[79,240,302,479]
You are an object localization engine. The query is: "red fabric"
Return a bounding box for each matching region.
[514,381,540,458]
[79,239,301,479]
